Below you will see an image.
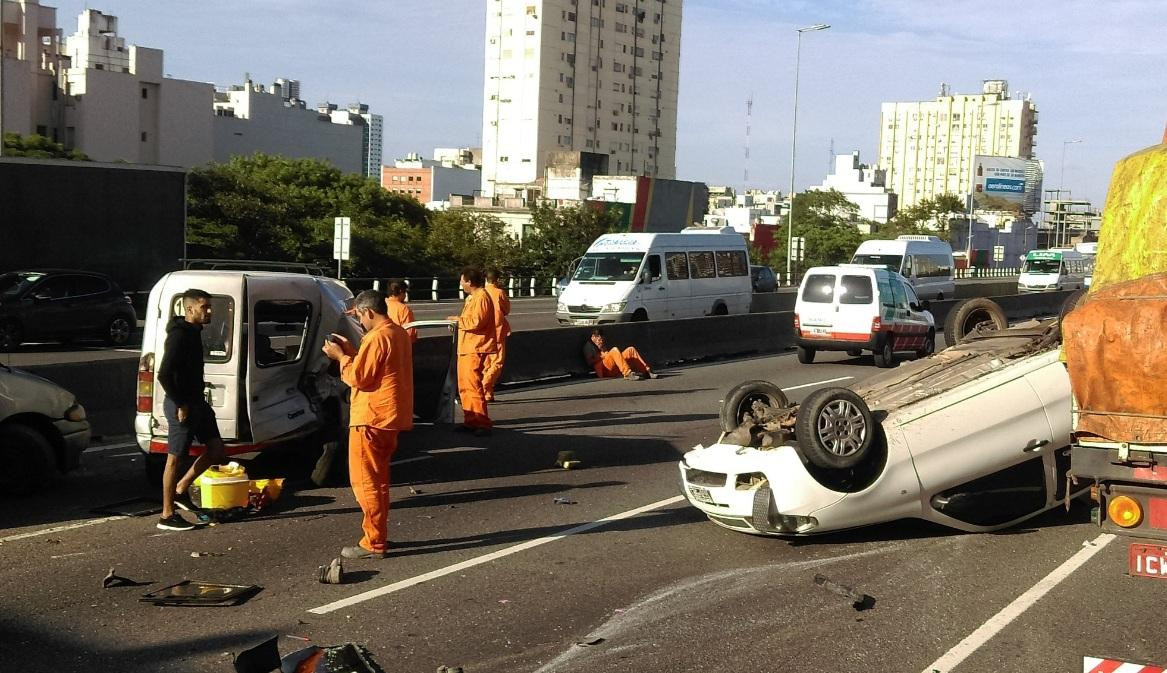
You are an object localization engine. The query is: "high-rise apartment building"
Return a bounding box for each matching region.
[0,0,66,143]
[480,0,682,197]
[877,80,1038,209]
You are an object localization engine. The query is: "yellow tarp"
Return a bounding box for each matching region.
[1090,142,1167,292]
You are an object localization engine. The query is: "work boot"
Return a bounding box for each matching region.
[624,371,645,381]
[341,545,386,560]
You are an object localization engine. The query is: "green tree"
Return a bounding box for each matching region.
[771,189,869,274]
[2,132,88,160]
[425,209,521,273]
[186,153,430,276]
[520,201,623,275]
[877,193,964,241]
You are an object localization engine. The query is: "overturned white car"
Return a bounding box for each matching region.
[679,297,1086,535]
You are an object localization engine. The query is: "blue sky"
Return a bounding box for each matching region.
[49,0,1167,206]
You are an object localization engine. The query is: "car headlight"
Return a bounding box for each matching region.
[556,302,568,313]
[65,402,87,422]
[603,302,627,313]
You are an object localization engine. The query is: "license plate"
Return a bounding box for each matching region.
[687,484,714,505]
[1128,542,1167,579]
[571,319,593,326]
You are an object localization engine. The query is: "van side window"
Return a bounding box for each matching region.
[665,252,689,279]
[254,300,311,368]
[801,274,836,303]
[170,294,234,362]
[890,279,909,310]
[901,255,914,277]
[715,250,748,277]
[689,251,716,279]
[647,254,662,281]
[839,275,874,305]
[876,274,893,306]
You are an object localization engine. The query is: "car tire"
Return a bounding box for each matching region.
[795,387,876,470]
[0,320,22,352]
[873,335,896,368]
[105,315,134,347]
[1059,289,1086,324]
[936,292,945,300]
[796,346,816,364]
[943,297,1007,347]
[916,330,936,358]
[631,309,648,322]
[712,303,728,316]
[720,380,789,433]
[846,349,863,357]
[0,424,57,495]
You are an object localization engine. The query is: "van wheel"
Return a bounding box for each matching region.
[797,346,815,364]
[916,330,936,358]
[0,424,57,495]
[631,309,648,322]
[795,387,877,470]
[1059,289,1086,324]
[712,303,728,316]
[720,380,789,433]
[873,336,896,368]
[943,298,1007,347]
[936,292,944,300]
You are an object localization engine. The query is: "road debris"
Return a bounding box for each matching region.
[575,637,605,647]
[556,450,581,469]
[553,497,577,505]
[436,666,465,673]
[409,486,423,495]
[190,551,224,558]
[101,568,147,588]
[317,558,344,585]
[140,580,261,607]
[813,574,876,611]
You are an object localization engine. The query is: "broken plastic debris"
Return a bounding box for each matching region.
[102,568,146,588]
[498,599,511,604]
[436,666,465,673]
[409,486,423,495]
[813,574,875,611]
[190,551,224,558]
[575,637,605,647]
[553,497,577,505]
[556,450,581,469]
[318,558,344,585]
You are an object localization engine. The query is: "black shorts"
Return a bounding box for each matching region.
[163,397,222,457]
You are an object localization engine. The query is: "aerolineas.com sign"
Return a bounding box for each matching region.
[971,155,1037,213]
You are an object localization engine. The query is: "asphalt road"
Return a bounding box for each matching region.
[0,348,1160,672]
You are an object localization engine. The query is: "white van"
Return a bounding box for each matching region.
[794,265,936,368]
[1018,249,1088,292]
[555,227,752,324]
[851,235,956,300]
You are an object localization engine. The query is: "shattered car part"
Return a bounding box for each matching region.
[813,574,876,611]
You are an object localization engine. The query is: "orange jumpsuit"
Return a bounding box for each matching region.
[482,283,512,401]
[595,346,652,378]
[338,320,414,554]
[386,296,417,341]
[456,288,497,428]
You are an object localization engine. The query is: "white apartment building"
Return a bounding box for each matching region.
[0,0,65,143]
[327,102,382,178]
[63,9,213,166]
[480,0,682,197]
[878,80,1037,209]
[811,151,897,231]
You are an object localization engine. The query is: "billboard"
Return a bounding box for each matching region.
[971,155,1042,215]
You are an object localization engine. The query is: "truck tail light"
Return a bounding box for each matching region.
[871,316,882,333]
[1108,495,1143,528]
[793,313,801,334]
[137,352,155,413]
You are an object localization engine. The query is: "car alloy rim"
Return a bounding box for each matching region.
[110,318,130,341]
[815,400,867,456]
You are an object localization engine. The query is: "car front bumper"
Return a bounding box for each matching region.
[556,311,629,325]
[53,418,91,471]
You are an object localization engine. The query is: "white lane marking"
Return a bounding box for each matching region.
[0,515,130,543]
[391,455,433,466]
[308,495,685,615]
[84,441,138,453]
[780,376,853,392]
[921,532,1115,673]
[109,452,141,458]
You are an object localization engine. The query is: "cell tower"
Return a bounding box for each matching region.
[744,93,753,191]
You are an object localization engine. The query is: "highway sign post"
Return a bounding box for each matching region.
[333,216,351,279]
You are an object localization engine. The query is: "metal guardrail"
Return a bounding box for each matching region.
[345,276,558,301]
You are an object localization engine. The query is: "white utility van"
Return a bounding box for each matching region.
[851,235,956,300]
[1018,249,1089,292]
[555,227,752,325]
[794,265,936,368]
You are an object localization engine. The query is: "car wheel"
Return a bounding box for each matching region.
[106,315,133,347]
[712,303,728,316]
[916,330,936,358]
[936,292,944,300]
[797,346,815,364]
[0,424,57,495]
[846,349,863,357]
[943,297,1007,347]
[1059,289,1086,324]
[631,309,648,322]
[873,335,896,368]
[0,320,22,352]
[720,380,789,433]
[795,387,876,470]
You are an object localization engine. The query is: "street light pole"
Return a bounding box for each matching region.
[786,22,829,284]
[1060,138,1082,190]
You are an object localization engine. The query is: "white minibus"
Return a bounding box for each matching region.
[850,235,956,300]
[1018,249,1089,292]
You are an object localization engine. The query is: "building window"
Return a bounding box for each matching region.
[141,132,148,142]
[141,87,148,99]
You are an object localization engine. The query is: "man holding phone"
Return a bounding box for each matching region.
[322,289,413,559]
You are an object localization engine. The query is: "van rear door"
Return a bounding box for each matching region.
[835,272,877,339]
[797,271,839,337]
[154,274,245,441]
[244,275,320,442]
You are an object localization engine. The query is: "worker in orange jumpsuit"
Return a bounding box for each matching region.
[448,267,496,436]
[322,289,413,559]
[385,280,417,342]
[482,268,511,402]
[583,327,658,380]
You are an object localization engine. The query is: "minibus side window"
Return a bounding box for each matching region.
[646,254,662,282]
[665,252,689,279]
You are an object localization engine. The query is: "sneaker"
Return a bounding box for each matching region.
[341,545,386,559]
[646,372,660,379]
[624,371,645,381]
[156,513,196,531]
[173,491,199,512]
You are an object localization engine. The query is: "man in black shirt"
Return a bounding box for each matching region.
[155,288,227,531]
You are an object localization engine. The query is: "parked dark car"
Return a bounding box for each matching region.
[0,270,137,351]
[750,265,777,292]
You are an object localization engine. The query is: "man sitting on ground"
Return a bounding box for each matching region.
[582,328,658,380]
